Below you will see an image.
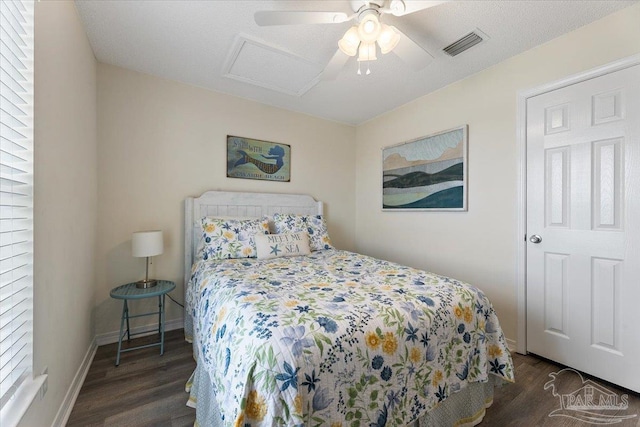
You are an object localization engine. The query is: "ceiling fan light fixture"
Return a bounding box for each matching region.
[377,24,400,54]
[357,42,377,62]
[357,13,381,43]
[338,26,360,56]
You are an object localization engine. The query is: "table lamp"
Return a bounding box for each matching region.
[132,230,163,288]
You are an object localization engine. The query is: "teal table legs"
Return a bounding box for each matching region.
[116,300,129,366]
[110,280,175,366]
[114,296,167,366]
[125,300,131,340]
[159,295,165,355]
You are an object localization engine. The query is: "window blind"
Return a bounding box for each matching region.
[0,0,34,412]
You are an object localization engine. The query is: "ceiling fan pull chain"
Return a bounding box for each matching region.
[357,61,362,75]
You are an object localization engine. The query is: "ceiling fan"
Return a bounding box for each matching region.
[255,0,445,78]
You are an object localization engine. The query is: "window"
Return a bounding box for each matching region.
[0,0,35,420]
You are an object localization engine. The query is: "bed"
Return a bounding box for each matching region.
[184,191,513,427]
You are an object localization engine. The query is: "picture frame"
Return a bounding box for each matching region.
[382,125,468,211]
[226,135,291,182]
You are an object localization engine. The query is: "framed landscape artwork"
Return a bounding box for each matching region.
[382,125,468,211]
[227,135,291,182]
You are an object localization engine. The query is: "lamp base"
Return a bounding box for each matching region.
[136,279,158,289]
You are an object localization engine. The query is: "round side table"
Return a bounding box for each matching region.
[109,280,176,366]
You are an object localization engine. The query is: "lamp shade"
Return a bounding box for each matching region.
[357,42,377,61]
[132,230,164,257]
[357,13,381,43]
[338,26,360,56]
[377,25,400,54]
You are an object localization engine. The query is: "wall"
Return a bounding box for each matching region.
[95,65,356,336]
[354,4,640,342]
[19,1,98,426]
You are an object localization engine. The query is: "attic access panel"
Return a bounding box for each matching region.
[222,34,323,97]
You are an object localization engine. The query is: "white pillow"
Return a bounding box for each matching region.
[255,232,311,260]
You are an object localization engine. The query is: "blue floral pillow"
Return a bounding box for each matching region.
[200,217,269,260]
[272,213,333,251]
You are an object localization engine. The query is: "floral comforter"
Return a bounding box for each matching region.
[186,250,514,426]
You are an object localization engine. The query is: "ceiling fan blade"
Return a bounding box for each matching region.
[255,11,350,26]
[383,0,447,17]
[390,26,434,70]
[321,49,351,80]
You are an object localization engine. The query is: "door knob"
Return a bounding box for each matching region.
[529,234,542,244]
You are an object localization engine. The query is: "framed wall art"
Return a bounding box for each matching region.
[227,135,291,182]
[382,125,468,211]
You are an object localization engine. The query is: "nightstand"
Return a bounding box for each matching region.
[109,280,176,366]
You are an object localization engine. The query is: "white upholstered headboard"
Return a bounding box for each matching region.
[184,190,323,290]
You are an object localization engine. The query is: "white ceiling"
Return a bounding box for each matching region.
[74,0,637,125]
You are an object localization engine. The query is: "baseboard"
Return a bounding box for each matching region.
[506,338,517,353]
[51,337,97,427]
[95,317,184,346]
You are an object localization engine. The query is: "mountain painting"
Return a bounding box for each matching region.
[382,126,468,210]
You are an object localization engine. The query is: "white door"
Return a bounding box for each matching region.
[526,64,640,393]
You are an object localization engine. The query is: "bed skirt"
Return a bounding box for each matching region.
[186,366,497,427]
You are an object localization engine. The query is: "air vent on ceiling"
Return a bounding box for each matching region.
[443,31,484,57]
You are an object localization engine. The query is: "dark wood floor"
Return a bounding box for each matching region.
[67,329,196,427]
[482,353,640,427]
[68,329,640,426]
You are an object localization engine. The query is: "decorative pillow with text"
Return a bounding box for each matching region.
[272,213,333,251]
[255,231,311,260]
